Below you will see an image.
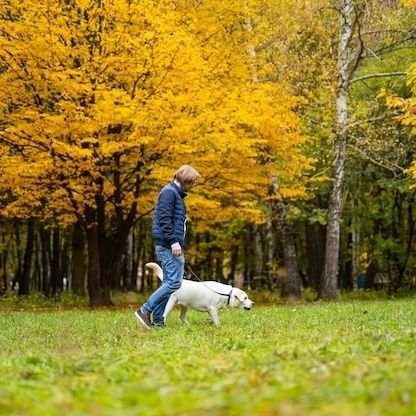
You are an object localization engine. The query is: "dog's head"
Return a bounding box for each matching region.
[230,288,254,310]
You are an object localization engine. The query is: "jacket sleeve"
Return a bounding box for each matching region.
[157,188,177,246]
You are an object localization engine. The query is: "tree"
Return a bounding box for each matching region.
[0,0,308,304]
[319,0,358,299]
[319,0,416,298]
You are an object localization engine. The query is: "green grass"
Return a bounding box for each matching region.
[1,298,415,415]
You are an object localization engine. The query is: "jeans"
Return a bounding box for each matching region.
[142,245,184,323]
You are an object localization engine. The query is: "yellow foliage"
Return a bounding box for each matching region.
[385,63,416,183]
[402,0,416,6]
[0,0,310,228]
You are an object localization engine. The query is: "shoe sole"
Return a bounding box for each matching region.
[134,311,152,330]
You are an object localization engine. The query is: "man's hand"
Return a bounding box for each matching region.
[171,242,182,257]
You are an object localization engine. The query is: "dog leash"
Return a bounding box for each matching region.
[186,264,233,305]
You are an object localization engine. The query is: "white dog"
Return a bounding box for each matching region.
[145,262,254,326]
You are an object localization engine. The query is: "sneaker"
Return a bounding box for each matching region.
[134,308,152,329]
[152,321,166,328]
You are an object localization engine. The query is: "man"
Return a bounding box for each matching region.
[135,165,201,328]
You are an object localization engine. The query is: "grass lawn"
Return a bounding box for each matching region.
[0,297,415,415]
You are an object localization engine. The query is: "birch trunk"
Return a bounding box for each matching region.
[319,0,358,299]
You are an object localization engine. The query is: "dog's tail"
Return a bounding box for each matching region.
[145,262,163,282]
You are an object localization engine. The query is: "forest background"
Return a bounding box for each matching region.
[1,0,416,306]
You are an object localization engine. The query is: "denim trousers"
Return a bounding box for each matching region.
[142,245,184,323]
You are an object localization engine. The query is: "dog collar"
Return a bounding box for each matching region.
[226,288,233,305]
[215,287,233,304]
[204,286,233,304]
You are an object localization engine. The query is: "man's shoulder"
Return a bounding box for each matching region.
[160,182,177,194]
[159,183,179,202]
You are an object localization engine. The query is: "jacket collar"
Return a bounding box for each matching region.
[170,181,187,198]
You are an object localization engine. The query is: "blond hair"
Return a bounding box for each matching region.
[174,165,201,185]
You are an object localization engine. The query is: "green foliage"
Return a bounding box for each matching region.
[1,299,416,415]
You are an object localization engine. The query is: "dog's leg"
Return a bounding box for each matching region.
[207,306,220,326]
[163,295,177,322]
[179,306,189,325]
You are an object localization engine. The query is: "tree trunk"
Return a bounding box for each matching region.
[265,216,276,290]
[122,228,134,290]
[71,222,86,295]
[342,230,354,290]
[401,196,416,286]
[305,222,325,290]
[138,224,150,292]
[13,220,23,291]
[215,253,224,282]
[319,0,358,299]
[270,175,302,300]
[39,226,51,295]
[253,224,264,282]
[85,212,133,306]
[134,220,145,291]
[204,232,212,280]
[242,228,247,287]
[0,227,7,293]
[351,195,360,289]
[19,219,35,295]
[61,230,70,290]
[244,225,253,289]
[229,245,239,285]
[86,223,110,306]
[389,191,416,291]
[0,250,6,293]
[50,228,62,295]
[33,232,41,291]
[101,228,136,296]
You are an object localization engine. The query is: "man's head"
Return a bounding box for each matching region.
[174,165,201,191]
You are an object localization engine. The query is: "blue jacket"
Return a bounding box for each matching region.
[152,181,187,249]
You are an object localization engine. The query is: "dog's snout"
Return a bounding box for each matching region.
[243,300,254,310]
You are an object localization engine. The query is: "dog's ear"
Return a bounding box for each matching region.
[234,290,246,302]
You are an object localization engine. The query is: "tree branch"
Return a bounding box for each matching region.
[347,143,404,173]
[350,71,407,84]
